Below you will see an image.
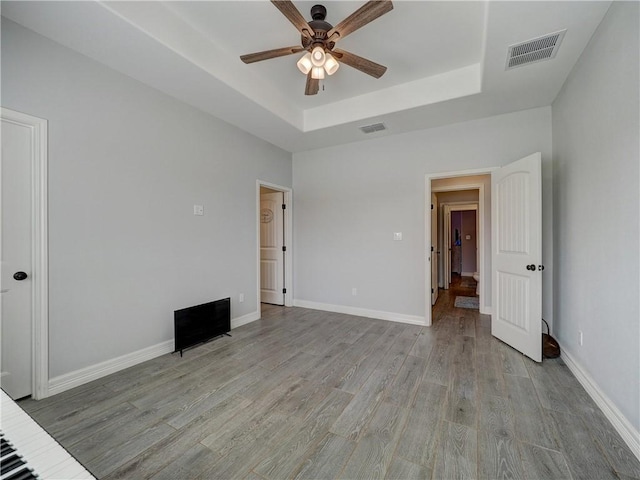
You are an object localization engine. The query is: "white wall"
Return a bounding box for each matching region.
[1,19,292,378]
[552,2,639,432]
[293,107,553,323]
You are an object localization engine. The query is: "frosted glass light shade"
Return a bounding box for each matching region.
[323,53,339,75]
[296,52,312,74]
[311,66,325,79]
[311,46,326,67]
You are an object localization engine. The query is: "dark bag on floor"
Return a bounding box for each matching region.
[542,319,560,359]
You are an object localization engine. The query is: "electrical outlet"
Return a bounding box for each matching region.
[579,330,583,346]
[239,293,244,303]
[352,288,357,296]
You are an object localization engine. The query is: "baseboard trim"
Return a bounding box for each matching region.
[480,306,493,315]
[231,310,260,329]
[47,311,261,398]
[560,343,640,460]
[293,299,426,326]
[48,340,174,397]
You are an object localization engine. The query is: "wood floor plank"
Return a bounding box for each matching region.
[253,388,353,480]
[292,433,355,480]
[384,355,427,407]
[446,336,477,427]
[519,442,574,480]
[377,335,419,376]
[339,402,409,480]
[423,336,455,386]
[148,443,219,480]
[197,412,299,480]
[330,368,395,441]
[336,334,397,394]
[477,351,507,397]
[103,395,251,480]
[478,394,516,438]
[505,374,558,449]
[477,430,525,480]
[542,361,640,478]
[408,328,435,359]
[432,421,478,480]
[395,382,447,468]
[66,407,163,458]
[384,457,432,480]
[162,363,266,429]
[90,421,176,478]
[547,409,620,480]
[498,342,529,377]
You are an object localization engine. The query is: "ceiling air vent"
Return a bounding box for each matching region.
[506,30,566,70]
[359,122,386,134]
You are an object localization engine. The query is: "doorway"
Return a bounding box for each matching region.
[424,172,491,326]
[256,181,293,315]
[443,203,478,289]
[425,153,543,362]
[1,107,49,400]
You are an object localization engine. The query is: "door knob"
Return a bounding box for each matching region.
[526,264,536,271]
[13,271,28,281]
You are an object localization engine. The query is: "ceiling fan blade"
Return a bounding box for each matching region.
[327,1,393,42]
[240,46,304,64]
[332,49,387,78]
[305,72,319,95]
[271,1,315,39]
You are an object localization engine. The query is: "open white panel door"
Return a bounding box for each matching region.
[492,152,542,362]
[1,115,34,399]
[431,193,438,305]
[260,192,284,305]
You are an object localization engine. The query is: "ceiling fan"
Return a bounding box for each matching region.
[240,0,393,95]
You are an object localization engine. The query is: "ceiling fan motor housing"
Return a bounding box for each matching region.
[302,4,334,50]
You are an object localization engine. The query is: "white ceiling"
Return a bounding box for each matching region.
[2,1,611,152]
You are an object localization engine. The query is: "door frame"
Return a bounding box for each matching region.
[256,181,293,316]
[1,107,49,399]
[443,203,478,287]
[424,168,495,326]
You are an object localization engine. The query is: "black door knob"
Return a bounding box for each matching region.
[526,264,536,271]
[13,271,28,281]
[538,265,545,271]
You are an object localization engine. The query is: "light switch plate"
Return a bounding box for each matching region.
[393,232,403,241]
[193,205,204,216]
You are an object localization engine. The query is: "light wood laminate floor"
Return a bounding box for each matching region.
[19,278,640,479]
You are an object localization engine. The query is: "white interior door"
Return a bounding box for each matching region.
[260,192,284,305]
[491,152,542,362]
[1,116,33,399]
[431,193,438,305]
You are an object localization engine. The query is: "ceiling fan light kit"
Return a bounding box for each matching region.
[296,52,313,74]
[241,0,393,95]
[311,66,325,80]
[323,53,339,75]
[311,46,326,66]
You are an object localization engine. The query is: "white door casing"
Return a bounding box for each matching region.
[444,206,451,289]
[431,193,438,305]
[1,107,49,399]
[260,192,284,305]
[491,152,542,362]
